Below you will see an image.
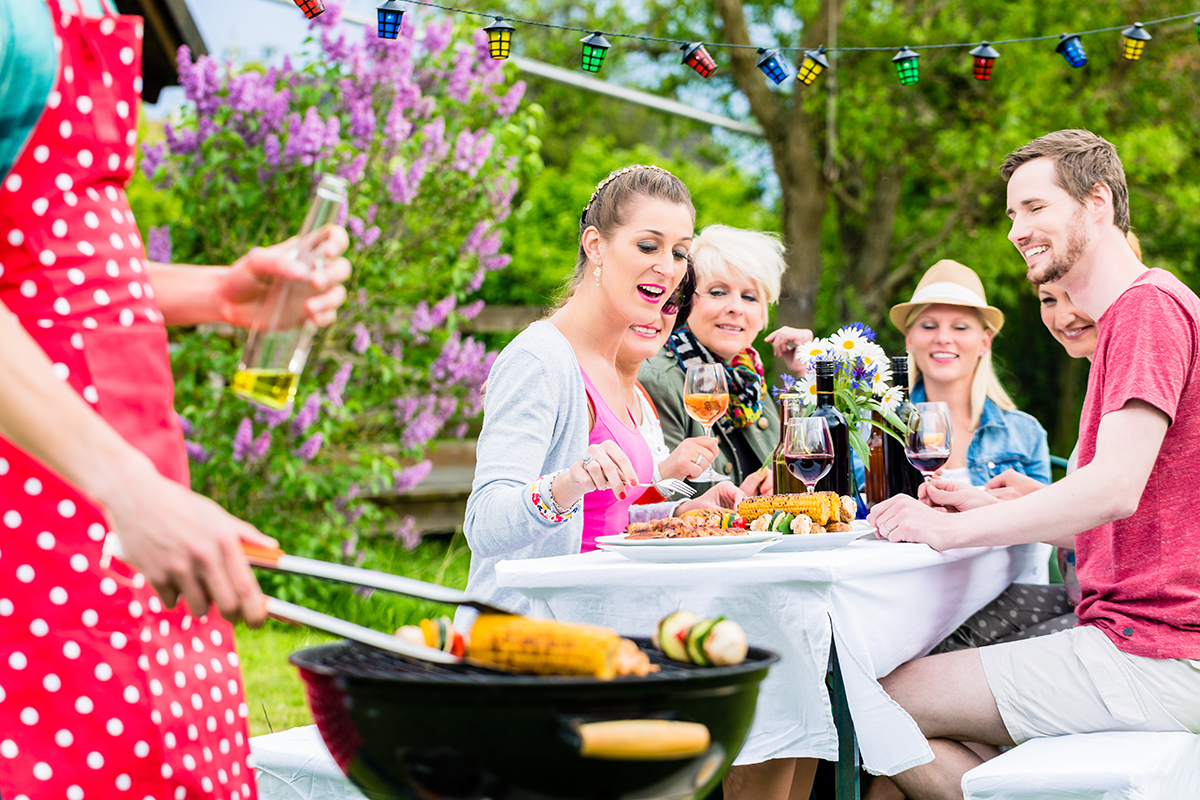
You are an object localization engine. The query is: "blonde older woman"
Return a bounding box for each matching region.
[639,225,811,494]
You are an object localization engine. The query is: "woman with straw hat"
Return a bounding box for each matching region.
[889,259,1050,496]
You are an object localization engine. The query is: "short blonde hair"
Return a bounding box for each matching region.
[689,224,786,304]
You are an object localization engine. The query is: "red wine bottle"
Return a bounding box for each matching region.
[884,355,924,498]
[812,360,853,497]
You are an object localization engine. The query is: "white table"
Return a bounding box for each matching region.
[496,538,1039,776]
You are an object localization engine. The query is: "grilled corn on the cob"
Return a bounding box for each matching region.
[467,614,621,680]
[737,492,842,526]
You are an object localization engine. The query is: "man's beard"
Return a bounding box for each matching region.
[1029,207,1088,286]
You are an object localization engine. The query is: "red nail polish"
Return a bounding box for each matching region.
[619,491,627,500]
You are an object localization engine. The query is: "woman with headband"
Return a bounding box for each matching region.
[461,166,744,620]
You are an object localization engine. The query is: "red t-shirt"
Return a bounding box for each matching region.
[1075,269,1200,659]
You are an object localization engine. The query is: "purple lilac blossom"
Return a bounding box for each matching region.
[393,460,432,493]
[295,433,323,461]
[387,158,428,205]
[232,418,254,462]
[390,342,403,361]
[176,412,194,438]
[338,153,368,184]
[184,440,209,463]
[458,300,485,320]
[420,118,449,161]
[291,393,321,436]
[254,402,293,430]
[139,141,166,180]
[341,532,357,560]
[326,362,353,408]
[452,423,469,439]
[360,226,381,248]
[352,323,372,354]
[263,134,282,167]
[423,18,453,54]
[394,516,421,550]
[250,430,272,462]
[496,81,526,117]
[145,225,171,262]
[347,216,365,239]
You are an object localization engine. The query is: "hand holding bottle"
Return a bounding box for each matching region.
[216,227,352,329]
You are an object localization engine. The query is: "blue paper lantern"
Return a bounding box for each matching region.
[756,48,789,85]
[1056,33,1087,68]
[377,0,403,40]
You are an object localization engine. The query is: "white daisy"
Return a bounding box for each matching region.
[829,327,869,360]
[878,385,903,415]
[793,376,818,405]
[860,341,888,371]
[803,338,831,363]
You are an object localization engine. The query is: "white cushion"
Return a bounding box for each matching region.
[962,732,1200,800]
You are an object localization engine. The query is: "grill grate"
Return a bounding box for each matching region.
[291,638,775,686]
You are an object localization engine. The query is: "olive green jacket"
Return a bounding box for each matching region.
[638,349,780,487]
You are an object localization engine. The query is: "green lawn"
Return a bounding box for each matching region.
[237,533,471,737]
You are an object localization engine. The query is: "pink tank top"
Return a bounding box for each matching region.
[580,369,652,552]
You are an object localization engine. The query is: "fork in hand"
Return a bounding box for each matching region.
[649,477,697,498]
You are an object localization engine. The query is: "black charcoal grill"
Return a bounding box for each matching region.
[290,637,778,800]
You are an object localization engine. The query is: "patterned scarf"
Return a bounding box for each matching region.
[665,324,765,431]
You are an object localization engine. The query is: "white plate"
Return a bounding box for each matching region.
[595,531,783,548]
[764,521,878,552]
[597,537,783,563]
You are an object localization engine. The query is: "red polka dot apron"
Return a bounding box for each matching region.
[0,2,257,798]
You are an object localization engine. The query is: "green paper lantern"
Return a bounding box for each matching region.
[892,46,920,86]
[580,32,611,74]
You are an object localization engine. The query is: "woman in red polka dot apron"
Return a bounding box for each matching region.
[0,2,348,798]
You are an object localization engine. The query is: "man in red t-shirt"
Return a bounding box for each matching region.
[866,129,1200,800]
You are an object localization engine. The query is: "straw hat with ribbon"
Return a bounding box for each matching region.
[888,259,1005,334]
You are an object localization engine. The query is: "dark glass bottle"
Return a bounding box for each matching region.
[883,355,924,498]
[812,360,853,497]
[771,394,807,496]
[863,411,887,511]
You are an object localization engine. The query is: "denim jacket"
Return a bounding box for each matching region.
[910,383,1051,486]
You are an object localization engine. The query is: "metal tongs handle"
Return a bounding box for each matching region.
[241,543,512,616]
[264,596,459,663]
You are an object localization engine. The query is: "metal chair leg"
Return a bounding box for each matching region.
[828,639,861,800]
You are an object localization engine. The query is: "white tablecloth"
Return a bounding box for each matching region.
[251,725,364,800]
[496,538,1037,775]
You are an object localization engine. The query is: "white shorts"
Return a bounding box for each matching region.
[978,625,1200,744]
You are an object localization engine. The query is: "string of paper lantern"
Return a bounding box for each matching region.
[290,0,1200,88]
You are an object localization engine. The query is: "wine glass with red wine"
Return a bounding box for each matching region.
[904,401,953,481]
[783,417,834,494]
[683,364,731,483]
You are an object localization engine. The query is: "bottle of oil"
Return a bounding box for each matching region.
[771,394,807,495]
[232,174,348,409]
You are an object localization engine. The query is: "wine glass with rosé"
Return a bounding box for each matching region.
[904,401,953,481]
[783,417,834,493]
[683,364,730,483]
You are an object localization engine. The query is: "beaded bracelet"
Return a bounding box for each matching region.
[530,471,580,523]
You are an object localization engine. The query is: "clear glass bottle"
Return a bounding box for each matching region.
[232,174,348,409]
[812,360,853,496]
[771,394,807,495]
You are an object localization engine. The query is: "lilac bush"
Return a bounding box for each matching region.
[150,0,538,582]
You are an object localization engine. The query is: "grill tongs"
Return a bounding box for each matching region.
[103,534,509,665]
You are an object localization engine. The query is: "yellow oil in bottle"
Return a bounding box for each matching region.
[231,369,299,409]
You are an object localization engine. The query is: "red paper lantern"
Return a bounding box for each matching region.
[680,42,717,78]
[969,43,999,81]
[293,0,324,20]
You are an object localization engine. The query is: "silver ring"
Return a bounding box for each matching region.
[581,455,594,466]
[695,455,705,467]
